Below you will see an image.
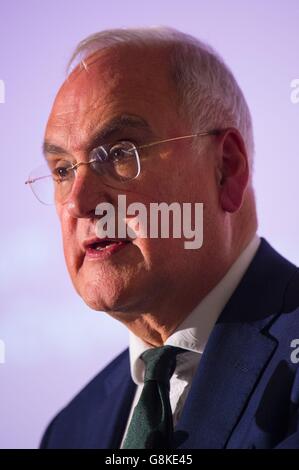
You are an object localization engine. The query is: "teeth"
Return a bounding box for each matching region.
[94,241,119,251]
[95,244,110,251]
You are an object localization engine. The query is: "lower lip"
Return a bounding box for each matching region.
[85,241,130,260]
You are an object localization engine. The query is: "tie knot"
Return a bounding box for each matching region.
[141,345,185,383]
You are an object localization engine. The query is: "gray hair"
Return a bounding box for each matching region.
[68,27,254,170]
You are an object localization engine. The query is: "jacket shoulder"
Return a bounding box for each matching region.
[40,348,130,448]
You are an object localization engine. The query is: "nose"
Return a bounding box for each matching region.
[63,165,110,219]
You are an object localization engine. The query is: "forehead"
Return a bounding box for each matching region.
[45,46,181,152]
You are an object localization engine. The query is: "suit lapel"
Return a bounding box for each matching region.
[175,238,297,449]
[175,322,276,448]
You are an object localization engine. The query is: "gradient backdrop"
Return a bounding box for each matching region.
[0,0,298,449]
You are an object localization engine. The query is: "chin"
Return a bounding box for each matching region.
[77,276,130,313]
[80,286,115,312]
[73,258,163,314]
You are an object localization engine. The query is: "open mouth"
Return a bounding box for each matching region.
[84,238,131,258]
[90,240,126,251]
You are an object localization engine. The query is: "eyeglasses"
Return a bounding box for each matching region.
[25,129,223,205]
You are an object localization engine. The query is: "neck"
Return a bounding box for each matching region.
[114,231,256,346]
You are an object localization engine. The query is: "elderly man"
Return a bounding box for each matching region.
[27,27,299,449]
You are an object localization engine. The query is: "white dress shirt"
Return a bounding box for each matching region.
[121,235,261,446]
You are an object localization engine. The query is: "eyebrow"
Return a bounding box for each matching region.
[42,114,154,158]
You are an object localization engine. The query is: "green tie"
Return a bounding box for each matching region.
[122,345,185,449]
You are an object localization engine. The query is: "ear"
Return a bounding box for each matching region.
[217,128,250,213]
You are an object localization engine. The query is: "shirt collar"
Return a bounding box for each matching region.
[129,234,261,385]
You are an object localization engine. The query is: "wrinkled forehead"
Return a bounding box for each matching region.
[45,45,180,150]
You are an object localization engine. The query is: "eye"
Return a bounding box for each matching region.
[108,141,135,162]
[51,161,73,182]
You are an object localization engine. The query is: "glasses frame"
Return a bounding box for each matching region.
[25,128,224,204]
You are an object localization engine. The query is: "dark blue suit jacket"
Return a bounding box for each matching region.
[40,238,299,449]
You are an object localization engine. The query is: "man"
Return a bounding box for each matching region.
[29,27,299,448]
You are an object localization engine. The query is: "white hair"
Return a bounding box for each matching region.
[68,27,254,170]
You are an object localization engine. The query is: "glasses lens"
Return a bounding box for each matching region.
[27,165,55,205]
[27,162,75,205]
[91,141,140,182]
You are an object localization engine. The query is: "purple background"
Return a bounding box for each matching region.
[0,0,298,448]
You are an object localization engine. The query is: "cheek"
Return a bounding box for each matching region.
[57,207,79,272]
[135,236,185,274]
